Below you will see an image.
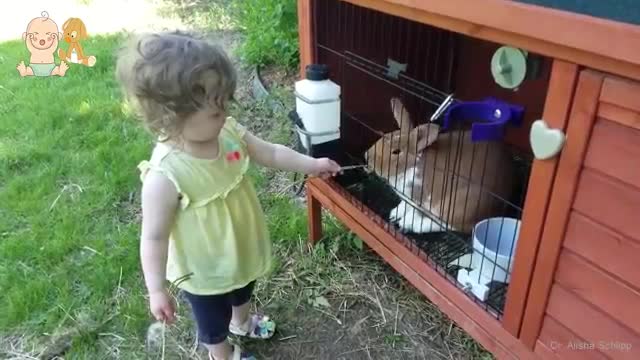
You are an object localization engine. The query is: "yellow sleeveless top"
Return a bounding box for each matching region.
[137,118,272,295]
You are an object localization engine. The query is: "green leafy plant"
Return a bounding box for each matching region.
[230,0,300,70]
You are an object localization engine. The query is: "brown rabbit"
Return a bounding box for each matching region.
[365,97,514,234]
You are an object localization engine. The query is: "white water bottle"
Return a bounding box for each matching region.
[294,64,341,148]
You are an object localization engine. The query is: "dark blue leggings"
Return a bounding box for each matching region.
[183,281,255,345]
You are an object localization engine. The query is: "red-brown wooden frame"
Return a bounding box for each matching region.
[519,70,605,348]
[297,0,640,358]
[341,0,640,81]
[305,178,539,359]
[297,0,315,79]
[500,60,579,338]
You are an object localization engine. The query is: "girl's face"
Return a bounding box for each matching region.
[181,105,226,143]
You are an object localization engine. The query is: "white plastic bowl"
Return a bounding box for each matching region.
[471,217,521,283]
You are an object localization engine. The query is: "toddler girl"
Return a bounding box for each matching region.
[116,31,341,360]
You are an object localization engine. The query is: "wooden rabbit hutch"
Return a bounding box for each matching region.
[296,0,640,359]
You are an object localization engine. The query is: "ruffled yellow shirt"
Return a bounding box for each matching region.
[138,118,271,295]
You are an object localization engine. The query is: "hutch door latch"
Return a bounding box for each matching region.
[530,119,566,160]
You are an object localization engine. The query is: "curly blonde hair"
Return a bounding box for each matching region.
[116,30,237,140]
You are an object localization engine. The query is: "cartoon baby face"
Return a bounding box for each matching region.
[23,13,61,53]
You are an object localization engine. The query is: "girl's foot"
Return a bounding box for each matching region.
[209,345,256,360]
[229,314,276,339]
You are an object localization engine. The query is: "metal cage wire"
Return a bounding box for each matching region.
[308,0,535,319]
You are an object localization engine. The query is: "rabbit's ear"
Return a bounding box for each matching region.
[412,123,440,152]
[390,97,412,134]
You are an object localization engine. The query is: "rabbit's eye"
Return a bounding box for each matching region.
[392,149,401,155]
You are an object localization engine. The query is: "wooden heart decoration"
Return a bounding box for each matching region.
[530,119,566,160]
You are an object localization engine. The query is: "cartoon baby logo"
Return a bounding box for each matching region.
[16,11,69,77]
[58,17,97,67]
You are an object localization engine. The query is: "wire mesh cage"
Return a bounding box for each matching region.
[309,0,552,319]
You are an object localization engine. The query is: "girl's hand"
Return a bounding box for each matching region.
[310,158,341,179]
[149,288,177,324]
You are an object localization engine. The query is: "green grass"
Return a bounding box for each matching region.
[230,0,299,70]
[0,33,335,358]
[0,33,151,354]
[161,0,300,70]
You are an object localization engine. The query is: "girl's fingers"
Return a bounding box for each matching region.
[165,303,176,318]
[164,311,175,323]
[153,310,166,322]
[162,309,175,323]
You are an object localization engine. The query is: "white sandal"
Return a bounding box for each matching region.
[208,345,256,360]
[229,314,276,340]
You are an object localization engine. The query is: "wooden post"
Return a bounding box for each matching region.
[297,0,315,79]
[519,69,604,348]
[298,0,321,245]
[501,60,579,339]
[307,185,323,245]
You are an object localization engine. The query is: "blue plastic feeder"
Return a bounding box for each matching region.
[442,97,524,142]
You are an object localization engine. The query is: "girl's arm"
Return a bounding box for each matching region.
[140,170,179,294]
[244,131,340,176]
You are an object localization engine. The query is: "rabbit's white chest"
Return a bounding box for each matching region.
[400,166,417,189]
[387,165,446,234]
[388,166,417,197]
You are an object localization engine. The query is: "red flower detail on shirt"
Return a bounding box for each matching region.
[226,151,241,162]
